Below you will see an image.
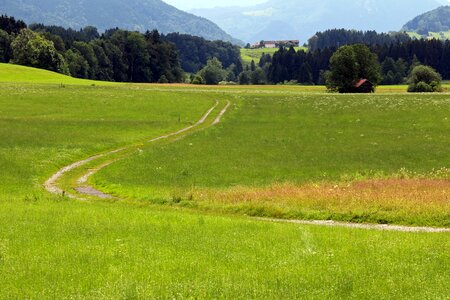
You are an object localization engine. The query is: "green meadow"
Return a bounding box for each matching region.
[406,30,450,40]
[240,47,305,64]
[0,63,120,86]
[94,92,450,227]
[0,63,449,299]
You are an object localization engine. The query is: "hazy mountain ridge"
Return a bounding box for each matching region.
[402,6,450,35]
[0,0,242,44]
[191,0,443,42]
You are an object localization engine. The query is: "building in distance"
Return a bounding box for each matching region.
[251,40,300,49]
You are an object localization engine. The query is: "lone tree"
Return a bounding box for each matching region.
[195,57,225,85]
[407,65,443,93]
[326,44,381,93]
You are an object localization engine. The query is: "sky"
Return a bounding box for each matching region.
[164,0,267,10]
[165,0,450,10]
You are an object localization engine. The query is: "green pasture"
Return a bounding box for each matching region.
[406,30,450,40]
[240,47,305,64]
[1,200,449,299]
[0,63,449,298]
[0,63,121,86]
[94,92,450,227]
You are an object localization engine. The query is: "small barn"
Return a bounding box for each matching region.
[354,79,374,93]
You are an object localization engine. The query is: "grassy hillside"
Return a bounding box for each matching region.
[406,30,450,40]
[240,47,305,64]
[402,6,450,35]
[0,63,119,85]
[0,63,449,298]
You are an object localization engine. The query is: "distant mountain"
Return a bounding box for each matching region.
[402,6,450,35]
[191,0,443,43]
[0,0,242,44]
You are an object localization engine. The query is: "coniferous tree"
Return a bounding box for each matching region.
[250,60,256,72]
[0,29,11,62]
[0,15,26,34]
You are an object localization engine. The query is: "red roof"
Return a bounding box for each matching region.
[262,40,300,45]
[355,79,368,88]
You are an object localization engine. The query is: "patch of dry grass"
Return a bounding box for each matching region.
[194,179,450,227]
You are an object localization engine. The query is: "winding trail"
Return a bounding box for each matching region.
[44,100,227,199]
[43,99,449,233]
[74,100,231,199]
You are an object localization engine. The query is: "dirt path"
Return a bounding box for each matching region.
[255,218,450,233]
[44,100,449,233]
[73,101,231,199]
[213,101,231,125]
[44,101,222,199]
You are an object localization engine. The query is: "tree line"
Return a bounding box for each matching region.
[2,15,449,87]
[163,33,242,74]
[308,29,411,51]
[187,29,449,87]
[0,15,183,82]
[0,15,241,83]
[265,38,450,85]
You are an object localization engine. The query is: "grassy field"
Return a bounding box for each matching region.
[0,63,449,298]
[94,93,450,227]
[240,47,306,64]
[2,201,448,299]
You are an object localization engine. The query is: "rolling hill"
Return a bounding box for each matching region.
[191,0,443,42]
[0,0,241,44]
[0,63,118,85]
[402,6,450,35]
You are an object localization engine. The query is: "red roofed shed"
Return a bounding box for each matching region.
[354,79,374,93]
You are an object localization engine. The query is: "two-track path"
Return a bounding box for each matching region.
[44,99,449,233]
[44,100,226,199]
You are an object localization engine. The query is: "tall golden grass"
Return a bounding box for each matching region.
[192,179,450,226]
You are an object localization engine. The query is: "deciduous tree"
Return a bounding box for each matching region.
[326,44,381,93]
[11,29,69,74]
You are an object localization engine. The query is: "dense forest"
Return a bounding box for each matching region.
[190,28,450,86]
[267,38,450,85]
[162,33,241,73]
[308,29,411,51]
[1,15,183,82]
[0,15,241,83]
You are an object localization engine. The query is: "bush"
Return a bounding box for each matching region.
[407,65,442,93]
[218,81,237,85]
[158,75,169,83]
[191,74,204,85]
[250,68,267,85]
[412,81,433,93]
[282,80,299,86]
